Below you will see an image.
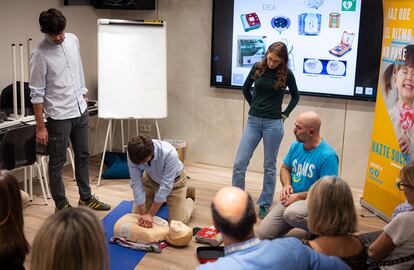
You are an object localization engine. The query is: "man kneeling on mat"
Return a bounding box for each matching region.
[128,134,195,228]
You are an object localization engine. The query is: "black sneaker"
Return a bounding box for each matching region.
[78,195,111,211]
[55,202,72,213]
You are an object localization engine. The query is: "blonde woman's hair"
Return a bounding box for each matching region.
[400,161,414,187]
[307,176,357,236]
[31,207,109,270]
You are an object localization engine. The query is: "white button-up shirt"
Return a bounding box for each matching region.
[29,33,87,120]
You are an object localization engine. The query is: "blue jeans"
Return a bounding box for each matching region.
[232,115,284,207]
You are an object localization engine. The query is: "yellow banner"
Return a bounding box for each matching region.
[363,0,414,218]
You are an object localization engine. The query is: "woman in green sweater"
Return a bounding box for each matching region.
[232,42,300,219]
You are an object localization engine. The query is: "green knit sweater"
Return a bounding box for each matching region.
[242,66,300,119]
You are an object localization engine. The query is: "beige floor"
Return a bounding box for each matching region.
[23,159,386,270]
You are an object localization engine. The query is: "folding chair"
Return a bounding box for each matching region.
[0,124,48,205]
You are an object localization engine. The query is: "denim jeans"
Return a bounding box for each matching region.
[232,115,284,207]
[47,110,91,208]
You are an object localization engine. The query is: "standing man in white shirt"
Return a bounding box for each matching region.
[29,8,110,211]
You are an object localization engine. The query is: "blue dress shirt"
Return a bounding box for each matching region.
[128,140,184,205]
[197,237,350,270]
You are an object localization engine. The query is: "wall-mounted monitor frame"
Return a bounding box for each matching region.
[211,0,383,101]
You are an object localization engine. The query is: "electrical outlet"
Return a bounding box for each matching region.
[140,124,151,133]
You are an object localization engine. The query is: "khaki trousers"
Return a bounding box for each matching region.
[257,200,308,240]
[132,171,195,224]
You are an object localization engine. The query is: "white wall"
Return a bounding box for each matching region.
[0,0,110,98]
[0,0,376,190]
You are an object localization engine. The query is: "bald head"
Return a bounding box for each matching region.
[213,186,249,222]
[297,111,321,133]
[211,186,256,241]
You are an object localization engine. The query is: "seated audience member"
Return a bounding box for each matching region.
[368,161,414,269]
[304,176,367,270]
[391,201,413,218]
[358,201,413,246]
[128,134,195,228]
[258,111,339,240]
[0,171,29,270]
[31,207,108,270]
[197,186,350,270]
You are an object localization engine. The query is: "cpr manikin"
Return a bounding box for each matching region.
[114,214,192,247]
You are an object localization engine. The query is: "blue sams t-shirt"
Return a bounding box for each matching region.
[283,140,339,193]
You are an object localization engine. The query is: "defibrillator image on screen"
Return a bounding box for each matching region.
[237,37,266,67]
[211,0,382,101]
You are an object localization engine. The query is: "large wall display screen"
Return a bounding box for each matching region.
[211,0,383,100]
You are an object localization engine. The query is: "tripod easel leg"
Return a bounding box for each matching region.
[97,119,112,187]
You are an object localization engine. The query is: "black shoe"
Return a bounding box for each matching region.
[55,202,72,213]
[78,195,111,211]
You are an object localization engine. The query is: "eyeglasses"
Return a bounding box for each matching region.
[397,180,414,191]
[266,57,281,65]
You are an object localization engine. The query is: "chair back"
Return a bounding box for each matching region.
[0,124,36,170]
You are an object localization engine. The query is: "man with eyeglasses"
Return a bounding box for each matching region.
[358,178,413,246]
[394,180,413,217]
[367,162,414,269]
[258,111,339,240]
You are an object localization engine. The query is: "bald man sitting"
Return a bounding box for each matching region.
[258,111,339,240]
[197,186,349,270]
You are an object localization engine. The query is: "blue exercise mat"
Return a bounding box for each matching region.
[101,200,168,270]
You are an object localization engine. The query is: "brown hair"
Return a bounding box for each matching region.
[0,170,29,266]
[400,161,414,187]
[308,176,357,236]
[382,64,399,96]
[31,207,109,270]
[404,44,414,67]
[128,134,154,164]
[253,42,289,89]
[39,8,66,35]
